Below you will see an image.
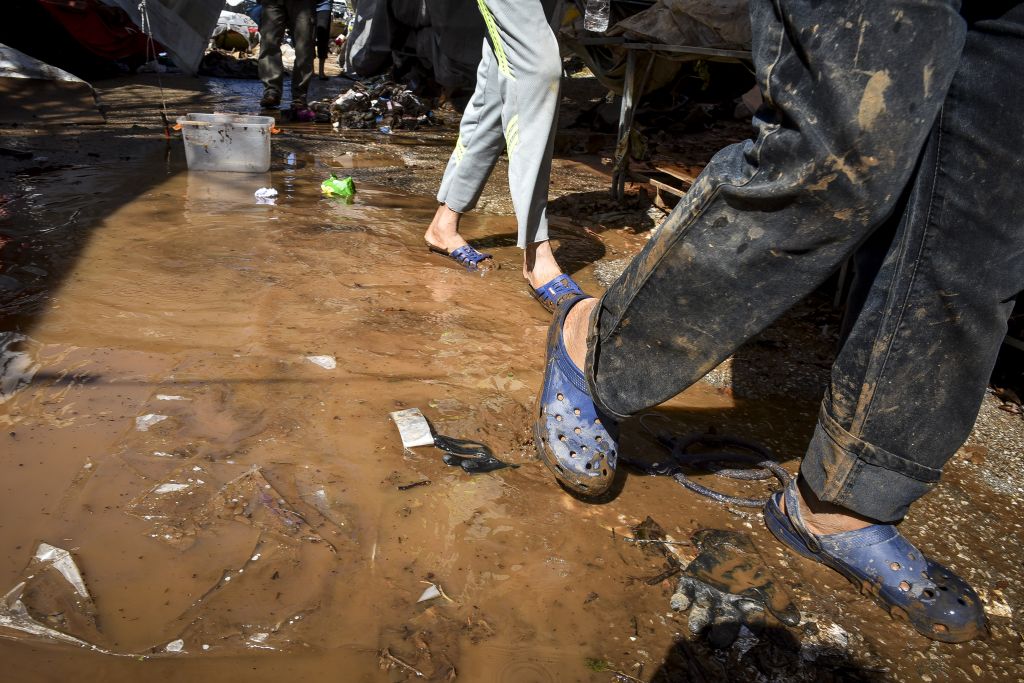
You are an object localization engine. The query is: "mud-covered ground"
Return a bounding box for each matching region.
[0,72,1021,683]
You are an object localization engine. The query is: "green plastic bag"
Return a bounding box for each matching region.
[321,174,355,199]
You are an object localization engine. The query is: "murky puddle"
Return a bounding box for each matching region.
[1,144,1017,682]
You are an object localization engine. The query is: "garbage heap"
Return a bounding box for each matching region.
[308,77,437,131]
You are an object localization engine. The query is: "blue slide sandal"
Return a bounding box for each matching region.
[427,243,492,271]
[532,273,584,313]
[765,480,986,642]
[534,294,618,496]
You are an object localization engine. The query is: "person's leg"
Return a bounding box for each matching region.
[427,44,504,256]
[315,9,331,78]
[543,0,968,491]
[287,0,315,108]
[583,0,967,417]
[797,1,1024,525]
[479,0,563,287]
[257,0,287,106]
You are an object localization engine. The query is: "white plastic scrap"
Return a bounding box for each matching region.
[417,584,441,603]
[34,543,90,599]
[156,394,188,401]
[416,581,452,604]
[135,414,168,431]
[0,332,39,403]
[153,482,190,494]
[165,639,185,653]
[254,187,278,205]
[390,408,434,448]
[305,355,336,370]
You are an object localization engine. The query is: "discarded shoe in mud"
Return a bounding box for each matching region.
[765,480,987,643]
[390,408,517,474]
[671,529,799,648]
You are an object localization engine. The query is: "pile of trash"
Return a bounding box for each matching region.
[308,78,437,131]
[198,49,259,79]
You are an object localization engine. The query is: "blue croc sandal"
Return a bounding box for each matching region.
[427,243,493,271]
[765,480,986,643]
[534,294,618,496]
[532,273,584,313]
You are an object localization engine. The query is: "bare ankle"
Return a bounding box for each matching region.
[789,479,877,535]
[562,298,597,371]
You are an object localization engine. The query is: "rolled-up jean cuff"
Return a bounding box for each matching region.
[800,402,941,523]
[585,293,633,421]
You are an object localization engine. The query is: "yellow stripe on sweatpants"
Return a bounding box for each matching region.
[453,135,466,162]
[476,0,513,79]
[505,115,520,158]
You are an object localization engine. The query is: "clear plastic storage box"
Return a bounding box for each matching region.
[177,113,274,173]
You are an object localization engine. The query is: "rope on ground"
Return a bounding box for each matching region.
[137,0,171,137]
[631,414,792,508]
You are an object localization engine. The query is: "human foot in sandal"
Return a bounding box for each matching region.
[424,204,493,272]
[534,295,618,496]
[765,478,987,643]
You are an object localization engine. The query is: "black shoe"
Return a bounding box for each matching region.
[260,91,281,108]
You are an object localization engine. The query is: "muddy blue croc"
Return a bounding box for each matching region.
[532,273,584,313]
[534,294,618,496]
[765,480,986,643]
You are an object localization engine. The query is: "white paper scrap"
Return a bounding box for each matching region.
[390,408,434,448]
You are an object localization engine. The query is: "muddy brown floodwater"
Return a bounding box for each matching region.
[1,74,1022,683]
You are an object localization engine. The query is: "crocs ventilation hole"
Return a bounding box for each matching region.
[557,393,564,401]
[595,435,603,442]
[898,581,911,592]
[890,562,901,571]
[585,462,592,470]
[573,408,581,416]
[594,418,601,425]
[957,598,967,606]
[555,415,563,421]
[933,624,949,634]
[569,451,577,458]
[602,469,608,476]
[574,427,582,435]
[581,445,588,451]
[558,435,566,442]
[922,589,935,599]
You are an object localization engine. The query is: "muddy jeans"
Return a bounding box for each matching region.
[585,0,1024,522]
[259,0,315,107]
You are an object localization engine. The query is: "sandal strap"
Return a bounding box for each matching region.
[448,244,491,268]
[535,274,584,309]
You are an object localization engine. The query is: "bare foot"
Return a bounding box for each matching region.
[523,240,564,289]
[780,478,878,536]
[561,297,597,371]
[424,203,468,253]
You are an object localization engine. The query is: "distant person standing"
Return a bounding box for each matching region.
[257,0,315,112]
[314,0,332,80]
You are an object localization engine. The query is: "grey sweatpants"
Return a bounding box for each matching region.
[436,0,561,248]
[259,0,315,107]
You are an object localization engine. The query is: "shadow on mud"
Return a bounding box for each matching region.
[647,628,890,682]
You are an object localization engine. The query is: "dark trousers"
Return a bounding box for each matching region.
[315,9,331,62]
[586,0,1024,522]
[258,0,315,106]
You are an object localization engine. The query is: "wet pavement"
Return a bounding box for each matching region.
[0,74,1022,682]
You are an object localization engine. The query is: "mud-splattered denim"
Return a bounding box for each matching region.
[585,0,1024,522]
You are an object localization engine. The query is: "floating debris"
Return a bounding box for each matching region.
[164,639,185,653]
[416,580,452,604]
[320,175,355,200]
[305,355,337,369]
[135,414,168,431]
